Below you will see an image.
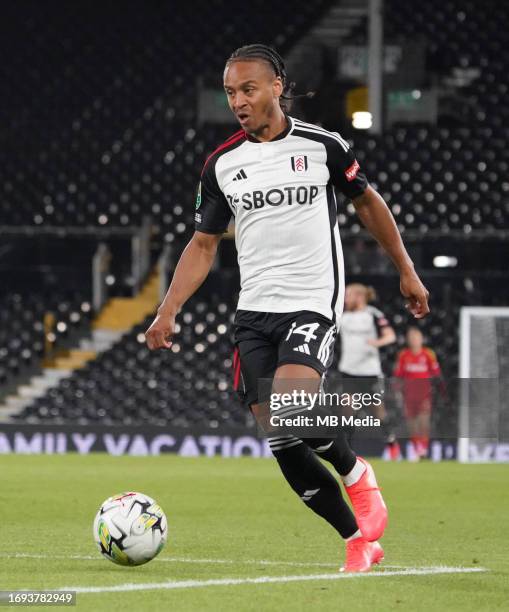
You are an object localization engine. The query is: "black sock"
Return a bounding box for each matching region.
[268,436,358,539]
[305,431,357,476]
[381,416,397,445]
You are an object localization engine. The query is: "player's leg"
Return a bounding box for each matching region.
[270,364,359,538]
[272,364,383,572]
[233,319,340,526]
[307,435,388,542]
[275,311,386,556]
[415,398,432,457]
[233,313,378,570]
[372,394,401,461]
[344,374,400,461]
[404,400,421,461]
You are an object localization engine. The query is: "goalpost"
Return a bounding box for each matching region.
[458,307,509,463]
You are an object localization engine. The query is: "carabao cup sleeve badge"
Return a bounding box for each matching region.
[195,182,202,209]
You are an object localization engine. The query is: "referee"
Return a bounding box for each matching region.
[146,44,430,572]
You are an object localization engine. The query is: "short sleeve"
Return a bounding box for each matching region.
[425,348,441,377]
[374,310,390,332]
[194,157,232,234]
[326,136,368,200]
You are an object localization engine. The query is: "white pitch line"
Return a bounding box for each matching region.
[61,567,487,594]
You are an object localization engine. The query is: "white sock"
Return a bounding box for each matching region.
[341,459,367,487]
[345,529,362,541]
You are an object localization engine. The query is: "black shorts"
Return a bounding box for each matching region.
[340,371,384,395]
[233,310,337,408]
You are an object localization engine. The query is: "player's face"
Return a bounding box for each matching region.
[223,60,283,134]
[344,286,364,310]
[344,287,355,310]
[345,287,358,310]
[407,329,423,350]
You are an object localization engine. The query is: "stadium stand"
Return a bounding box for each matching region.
[12,272,509,426]
[350,126,508,233]
[2,0,509,427]
[0,0,333,228]
[1,1,507,235]
[16,294,245,427]
[0,292,92,395]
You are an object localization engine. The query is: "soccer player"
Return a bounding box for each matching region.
[339,284,400,459]
[394,327,442,460]
[145,44,430,572]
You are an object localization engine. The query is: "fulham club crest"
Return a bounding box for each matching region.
[291,155,308,172]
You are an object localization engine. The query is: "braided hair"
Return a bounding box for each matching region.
[225,44,313,111]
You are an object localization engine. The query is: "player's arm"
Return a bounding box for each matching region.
[352,187,429,319]
[145,231,222,350]
[368,325,396,348]
[326,138,429,318]
[425,348,447,398]
[425,348,442,377]
[367,311,396,348]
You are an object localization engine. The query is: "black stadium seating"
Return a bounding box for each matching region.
[0,292,92,393]
[0,0,507,235]
[17,295,245,427]
[351,125,508,233]
[0,1,333,228]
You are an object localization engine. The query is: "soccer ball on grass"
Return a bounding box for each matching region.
[93,491,168,566]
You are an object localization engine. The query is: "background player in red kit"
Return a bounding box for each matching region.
[394,327,442,459]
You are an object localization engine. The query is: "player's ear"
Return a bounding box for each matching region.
[272,76,283,99]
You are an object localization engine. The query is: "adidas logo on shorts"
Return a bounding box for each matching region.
[293,344,311,355]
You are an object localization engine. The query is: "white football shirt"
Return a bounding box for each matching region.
[195,116,368,323]
[339,306,390,376]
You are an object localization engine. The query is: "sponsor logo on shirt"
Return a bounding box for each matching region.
[226,185,320,211]
[291,155,308,172]
[195,212,202,223]
[345,160,360,182]
[404,363,428,373]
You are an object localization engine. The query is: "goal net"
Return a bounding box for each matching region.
[458,307,509,462]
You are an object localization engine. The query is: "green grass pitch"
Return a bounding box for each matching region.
[0,454,508,611]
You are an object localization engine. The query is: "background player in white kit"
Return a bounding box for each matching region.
[339,283,400,459]
[145,44,430,572]
[339,284,396,379]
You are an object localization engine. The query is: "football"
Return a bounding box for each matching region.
[93,492,168,566]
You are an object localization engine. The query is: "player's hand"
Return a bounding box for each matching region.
[145,312,175,350]
[400,270,430,319]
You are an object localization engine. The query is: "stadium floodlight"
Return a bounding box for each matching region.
[433,255,458,268]
[458,307,509,462]
[352,112,373,129]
